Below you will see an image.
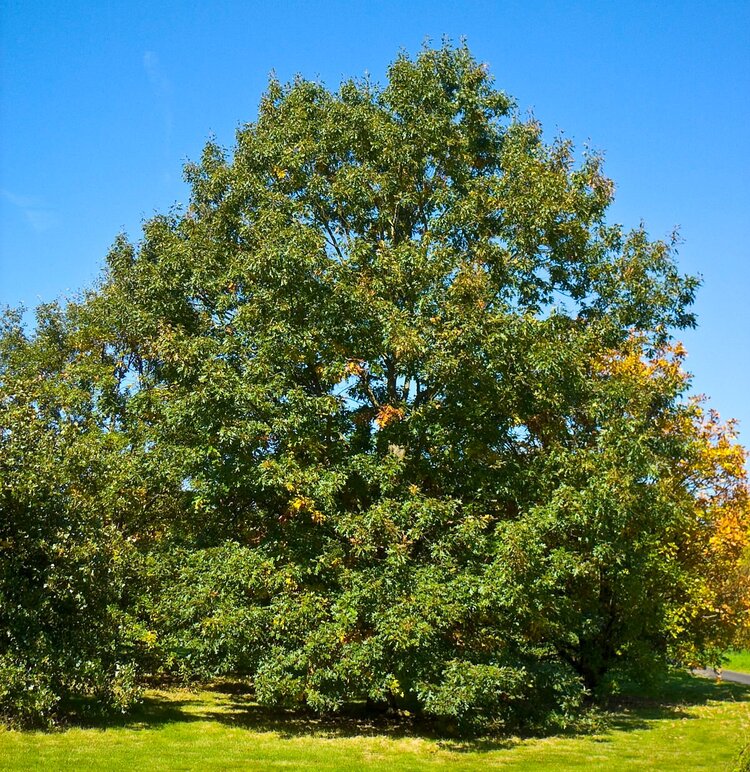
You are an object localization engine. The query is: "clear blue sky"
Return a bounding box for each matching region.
[1,1,748,439]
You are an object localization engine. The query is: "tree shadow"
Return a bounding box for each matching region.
[161,697,522,752]
[612,670,750,711]
[590,671,750,738]
[61,693,209,731]
[56,670,750,754]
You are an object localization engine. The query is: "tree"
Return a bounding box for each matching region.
[2,42,748,729]
[0,304,141,725]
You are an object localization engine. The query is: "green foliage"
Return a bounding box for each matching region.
[1,42,748,729]
[0,655,59,728]
[0,305,143,725]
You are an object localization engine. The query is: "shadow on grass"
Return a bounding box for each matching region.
[57,670,750,754]
[591,671,750,740]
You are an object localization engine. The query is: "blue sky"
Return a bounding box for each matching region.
[1,1,748,440]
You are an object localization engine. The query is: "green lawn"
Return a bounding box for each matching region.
[1,674,749,771]
[724,651,750,674]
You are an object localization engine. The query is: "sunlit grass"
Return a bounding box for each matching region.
[2,673,749,770]
[723,650,750,674]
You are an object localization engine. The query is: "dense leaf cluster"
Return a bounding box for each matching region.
[1,43,748,729]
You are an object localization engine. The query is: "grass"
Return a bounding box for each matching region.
[1,674,749,770]
[724,651,750,674]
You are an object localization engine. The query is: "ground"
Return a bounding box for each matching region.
[2,673,749,770]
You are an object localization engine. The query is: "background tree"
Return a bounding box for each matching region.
[0,303,144,725]
[1,42,747,729]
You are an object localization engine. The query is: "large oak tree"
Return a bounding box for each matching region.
[2,42,748,728]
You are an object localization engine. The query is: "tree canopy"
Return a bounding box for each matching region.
[1,42,748,729]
